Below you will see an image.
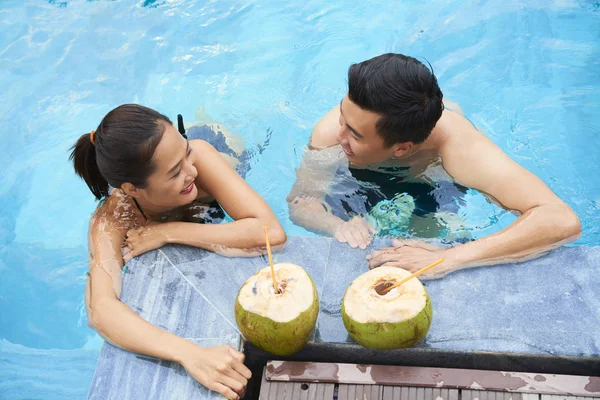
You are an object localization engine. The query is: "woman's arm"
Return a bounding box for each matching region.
[123,141,286,260]
[88,204,251,399]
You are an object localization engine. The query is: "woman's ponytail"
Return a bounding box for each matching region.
[70,132,109,200]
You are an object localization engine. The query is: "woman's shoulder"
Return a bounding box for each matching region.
[190,139,234,167]
[91,190,144,232]
[189,138,218,153]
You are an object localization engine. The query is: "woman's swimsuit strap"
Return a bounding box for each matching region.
[132,197,148,220]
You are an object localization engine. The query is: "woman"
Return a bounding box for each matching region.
[71,104,286,399]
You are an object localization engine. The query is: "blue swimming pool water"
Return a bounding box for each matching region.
[1,0,599,397]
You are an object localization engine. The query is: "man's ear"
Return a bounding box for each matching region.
[121,182,138,197]
[392,142,414,158]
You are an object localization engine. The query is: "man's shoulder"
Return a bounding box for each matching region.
[436,110,489,155]
[310,105,341,148]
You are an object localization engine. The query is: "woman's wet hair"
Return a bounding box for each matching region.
[70,104,172,200]
[348,53,444,146]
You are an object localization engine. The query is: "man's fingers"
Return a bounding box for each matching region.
[371,260,403,270]
[335,230,348,244]
[392,238,439,251]
[345,228,360,248]
[366,248,396,260]
[356,225,372,249]
[368,252,403,268]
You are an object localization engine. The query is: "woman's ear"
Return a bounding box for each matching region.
[121,182,138,197]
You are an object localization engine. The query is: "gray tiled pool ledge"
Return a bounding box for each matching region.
[88,237,600,399]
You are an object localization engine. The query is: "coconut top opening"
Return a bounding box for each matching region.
[373,280,401,296]
[344,267,428,324]
[237,263,316,323]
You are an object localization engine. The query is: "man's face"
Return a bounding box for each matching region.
[336,95,398,166]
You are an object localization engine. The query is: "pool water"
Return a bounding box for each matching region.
[1,0,599,397]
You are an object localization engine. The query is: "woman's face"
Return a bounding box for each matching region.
[135,122,198,209]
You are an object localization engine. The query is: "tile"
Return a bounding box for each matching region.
[317,239,600,356]
[89,336,239,400]
[90,239,600,400]
[422,246,600,356]
[89,251,241,400]
[317,239,387,343]
[164,237,332,333]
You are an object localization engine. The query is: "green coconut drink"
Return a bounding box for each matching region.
[342,267,432,349]
[235,263,319,356]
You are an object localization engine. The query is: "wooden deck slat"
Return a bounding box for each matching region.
[540,396,600,400]
[382,385,395,400]
[370,385,383,399]
[260,365,599,400]
[424,387,434,400]
[259,383,599,400]
[461,391,542,400]
[266,361,597,397]
[449,388,459,400]
[462,390,475,400]
[260,367,335,400]
[349,384,358,400]
[259,367,270,400]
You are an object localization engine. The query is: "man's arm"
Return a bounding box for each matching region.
[439,123,581,269]
[368,112,580,276]
[286,106,374,249]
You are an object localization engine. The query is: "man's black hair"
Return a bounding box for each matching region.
[348,53,444,146]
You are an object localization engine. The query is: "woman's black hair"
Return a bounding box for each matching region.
[70,104,172,200]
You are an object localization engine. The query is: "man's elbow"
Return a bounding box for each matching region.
[287,197,302,224]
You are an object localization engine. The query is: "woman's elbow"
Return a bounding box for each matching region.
[268,224,287,249]
[89,309,104,334]
[562,207,582,241]
[89,298,112,335]
[548,203,581,242]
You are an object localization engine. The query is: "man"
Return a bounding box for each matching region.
[287,53,580,279]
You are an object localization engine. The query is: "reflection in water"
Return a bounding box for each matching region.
[321,153,473,243]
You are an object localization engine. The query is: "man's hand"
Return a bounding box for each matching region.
[334,216,375,250]
[366,239,451,279]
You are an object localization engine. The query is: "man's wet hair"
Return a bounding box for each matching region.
[348,53,444,146]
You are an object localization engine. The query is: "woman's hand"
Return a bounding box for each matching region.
[122,224,170,263]
[179,344,252,400]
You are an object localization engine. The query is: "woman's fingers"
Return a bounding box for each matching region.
[217,374,245,397]
[228,348,252,380]
[209,382,239,400]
